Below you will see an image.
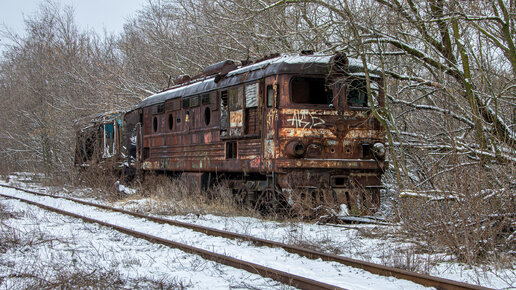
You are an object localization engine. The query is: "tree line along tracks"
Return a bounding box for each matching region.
[0,184,489,290]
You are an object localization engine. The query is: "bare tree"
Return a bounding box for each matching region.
[0,1,133,173]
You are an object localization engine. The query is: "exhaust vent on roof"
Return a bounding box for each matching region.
[203,60,237,77]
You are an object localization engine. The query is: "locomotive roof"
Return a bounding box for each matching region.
[137,54,378,109]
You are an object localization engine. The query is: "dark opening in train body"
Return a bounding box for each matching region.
[75,53,386,215]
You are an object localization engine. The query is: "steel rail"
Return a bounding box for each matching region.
[0,191,343,290]
[0,184,490,290]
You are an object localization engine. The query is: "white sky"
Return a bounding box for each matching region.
[1,0,145,37]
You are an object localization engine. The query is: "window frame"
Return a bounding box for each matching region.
[346,77,374,110]
[289,76,335,108]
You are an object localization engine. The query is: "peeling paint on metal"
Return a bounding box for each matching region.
[279,128,336,138]
[230,110,243,128]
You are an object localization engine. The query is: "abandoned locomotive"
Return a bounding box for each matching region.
[75,52,386,215]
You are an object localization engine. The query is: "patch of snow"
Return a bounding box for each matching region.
[0,197,283,289]
[339,203,349,216]
[114,181,137,195]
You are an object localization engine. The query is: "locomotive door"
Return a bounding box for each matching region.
[261,76,279,171]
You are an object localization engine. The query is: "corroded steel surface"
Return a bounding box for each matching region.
[76,53,388,214]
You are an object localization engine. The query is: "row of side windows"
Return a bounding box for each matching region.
[152,93,214,133]
[150,77,374,133]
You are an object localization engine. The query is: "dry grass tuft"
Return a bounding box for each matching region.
[122,173,261,218]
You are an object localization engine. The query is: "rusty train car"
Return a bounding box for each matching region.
[75,52,386,215]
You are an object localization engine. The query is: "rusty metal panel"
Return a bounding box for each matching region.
[245,107,259,135]
[165,99,180,111]
[237,140,261,159]
[229,110,243,136]
[143,108,151,135]
[228,86,242,110]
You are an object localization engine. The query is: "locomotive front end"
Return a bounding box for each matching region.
[272,59,386,215]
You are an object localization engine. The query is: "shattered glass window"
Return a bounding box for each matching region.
[347,79,368,107]
[228,86,243,111]
[245,83,258,108]
[291,77,332,105]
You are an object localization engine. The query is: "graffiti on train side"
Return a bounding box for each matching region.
[287,111,326,129]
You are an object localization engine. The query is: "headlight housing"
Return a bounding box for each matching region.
[286,141,306,158]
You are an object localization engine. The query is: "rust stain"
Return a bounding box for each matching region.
[281,108,338,116]
[230,110,243,128]
[249,156,260,167]
[279,128,336,138]
[204,132,212,143]
[265,139,275,159]
[345,129,384,139]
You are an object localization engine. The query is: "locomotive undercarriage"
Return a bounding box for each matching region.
[196,168,382,217]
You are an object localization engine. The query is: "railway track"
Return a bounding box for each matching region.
[0,184,489,290]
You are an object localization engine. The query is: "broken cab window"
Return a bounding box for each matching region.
[347,79,368,108]
[168,113,173,131]
[204,107,211,126]
[153,116,158,132]
[291,77,332,105]
[266,85,274,107]
[228,86,243,111]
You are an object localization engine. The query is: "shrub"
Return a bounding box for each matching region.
[396,162,515,265]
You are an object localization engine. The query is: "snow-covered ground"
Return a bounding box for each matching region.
[1,173,514,289]
[0,196,287,289]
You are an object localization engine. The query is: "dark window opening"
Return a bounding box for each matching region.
[157,104,164,114]
[291,77,332,105]
[182,98,190,108]
[83,135,95,161]
[362,144,372,158]
[202,94,210,105]
[331,176,349,187]
[220,90,228,132]
[225,141,237,159]
[347,79,368,107]
[190,96,200,107]
[153,116,158,132]
[168,113,173,131]
[204,107,211,126]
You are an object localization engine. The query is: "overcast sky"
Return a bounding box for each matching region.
[1,0,145,37]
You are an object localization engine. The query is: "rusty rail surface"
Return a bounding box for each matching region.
[0,184,490,290]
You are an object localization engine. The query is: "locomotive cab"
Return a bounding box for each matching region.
[267,69,386,215]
